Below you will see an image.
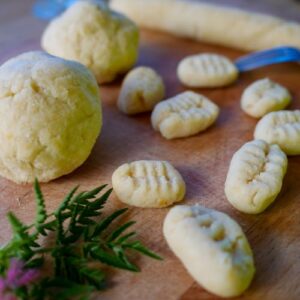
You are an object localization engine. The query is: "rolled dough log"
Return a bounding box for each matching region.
[110,0,300,51]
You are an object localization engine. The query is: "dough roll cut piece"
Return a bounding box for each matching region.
[225,140,287,214]
[42,0,139,83]
[177,53,238,88]
[118,66,165,115]
[163,205,255,298]
[151,91,219,139]
[241,78,291,118]
[112,160,186,208]
[111,0,300,51]
[254,110,300,155]
[0,51,102,183]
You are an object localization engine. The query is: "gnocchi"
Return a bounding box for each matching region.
[112,160,185,208]
[117,66,165,115]
[151,91,219,139]
[225,140,287,214]
[241,78,291,118]
[163,204,255,298]
[177,53,238,88]
[254,110,300,155]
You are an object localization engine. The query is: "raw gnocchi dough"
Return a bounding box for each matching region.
[163,204,255,298]
[241,78,291,118]
[177,54,238,88]
[225,140,287,214]
[151,91,219,139]
[111,0,300,51]
[112,160,185,208]
[118,66,165,115]
[254,110,300,155]
[0,51,101,183]
[42,0,139,83]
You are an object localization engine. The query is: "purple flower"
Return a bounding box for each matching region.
[0,278,5,291]
[0,259,40,299]
[1,294,18,300]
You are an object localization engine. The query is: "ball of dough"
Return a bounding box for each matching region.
[117,66,165,115]
[112,160,186,208]
[177,53,238,88]
[241,78,291,118]
[41,0,139,84]
[0,51,102,183]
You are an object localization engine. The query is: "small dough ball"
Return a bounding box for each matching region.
[241,78,291,118]
[177,53,238,88]
[151,91,219,139]
[117,66,165,115]
[0,51,102,183]
[163,205,255,298]
[225,140,287,214]
[112,160,185,208]
[42,0,139,83]
[254,110,300,155]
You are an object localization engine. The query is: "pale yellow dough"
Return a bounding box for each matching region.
[241,78,291,118]
[118,66,165,115]
[0,51,102,183]
[177,54,238,88]
[163,204,255,298]
[254,110,300,155]
[225,140,287,214]
[42,0,139,83]
[151,91,219,139]
[111,0,300,51]
[112,160,185,208]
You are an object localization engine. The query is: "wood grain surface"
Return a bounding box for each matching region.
[0,1,300,299]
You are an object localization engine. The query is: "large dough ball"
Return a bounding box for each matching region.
[0,51,102,183]
[41,0,139,84]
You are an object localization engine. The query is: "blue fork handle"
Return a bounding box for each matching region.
[33,0,79,20]
[236,54,300,71]
[33,0,108,20]
[236,46,300,72]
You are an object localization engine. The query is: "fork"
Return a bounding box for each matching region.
[33,0,84,19]
[235,46,300,71]
[33,0,104,19]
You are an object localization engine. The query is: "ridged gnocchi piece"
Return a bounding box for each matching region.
[117,66,165,115]
[163,204,255,298]
[241,78,291,118]
[254,110,300,155]
[225,140,287,214]
[112,160,185,208]
[151,91,219,139]
[177,53,238,88]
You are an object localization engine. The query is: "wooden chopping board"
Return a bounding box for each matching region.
[0,1,300,299]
